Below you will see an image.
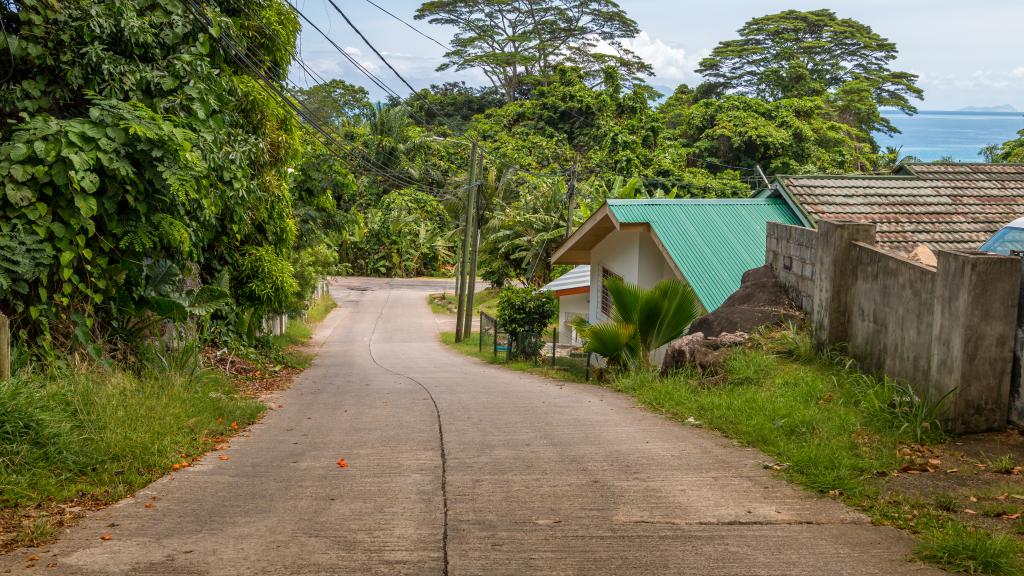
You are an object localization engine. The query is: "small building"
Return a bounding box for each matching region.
[551,199,802,326]
[760,162,1024,254]
[541,265,590,345]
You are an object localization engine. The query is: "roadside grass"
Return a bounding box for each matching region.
[443,324,1024,575]
[306,294,337,324]
[430,288,500,317]
[1,297,338,553]
[441,332,589,383]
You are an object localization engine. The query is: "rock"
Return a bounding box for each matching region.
[687,266,802,338]
[660,331,750,374]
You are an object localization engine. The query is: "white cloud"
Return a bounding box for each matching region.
[594,31,704,83]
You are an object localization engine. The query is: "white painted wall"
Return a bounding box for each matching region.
[588,230,642,322]
[557,293,589,345]
[585,228,688,366]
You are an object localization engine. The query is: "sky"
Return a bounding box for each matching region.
[291,1,1024,111]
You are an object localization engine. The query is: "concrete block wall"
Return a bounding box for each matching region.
[846,242,936,395]
[765,222,817,313]
[804,220,1022,434]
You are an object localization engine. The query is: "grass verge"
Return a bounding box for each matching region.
[442,332,589,383]
[443,326,1024,575]
[430,288,500,316]
[1,297,339,553]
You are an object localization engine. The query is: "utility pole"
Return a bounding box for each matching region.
[455,143,478,342]
[565,153,579,238]
[463,154,485,340]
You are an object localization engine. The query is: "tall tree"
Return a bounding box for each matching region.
[696,9,922,135]
[294,79,372,124]
[415,0,652,102]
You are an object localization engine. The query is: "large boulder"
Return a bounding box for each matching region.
[661,331,749,374]
[687,266,801,338]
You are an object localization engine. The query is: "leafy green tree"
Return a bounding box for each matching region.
[415,0,651,102]
[581,278,698,370]
[661,93,880,174]
[696,9,922,135]
[400,82,505,134]
[294,79,372,124]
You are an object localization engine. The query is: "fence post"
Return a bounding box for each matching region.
[585,352,591,382]
[479,312,483,352]
[493,319,498,358]
[0,313,9,381]
[551,327,557,365]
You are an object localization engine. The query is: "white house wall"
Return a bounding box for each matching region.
[586,228,686,367]
[589,230,642,322]
[557,293,589,345]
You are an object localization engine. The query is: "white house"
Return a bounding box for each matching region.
[551,198,802,327]
[541,265,590,345]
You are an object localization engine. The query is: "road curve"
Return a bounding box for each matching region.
[1,278,943,575]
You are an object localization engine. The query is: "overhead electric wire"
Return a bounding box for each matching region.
[186,0,452,195]
[281,0,572,180]
[325,0,417,94]
[361,0,450,50]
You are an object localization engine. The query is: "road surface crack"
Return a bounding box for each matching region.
[368,285,450,576]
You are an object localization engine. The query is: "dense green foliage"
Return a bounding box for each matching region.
[0,0,348,355]
[495,286,557,359]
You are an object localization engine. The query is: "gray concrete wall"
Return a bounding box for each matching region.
[764,220,1021,434]
[765,222,817,313]
[846,242,936,395]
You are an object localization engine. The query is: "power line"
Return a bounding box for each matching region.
[186,0,452,195]
[361,0,450,51]
[325,0,417,94]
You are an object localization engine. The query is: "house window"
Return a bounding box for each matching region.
[600,267,622,317]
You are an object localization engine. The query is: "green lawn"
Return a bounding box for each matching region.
[443,326,1024,576]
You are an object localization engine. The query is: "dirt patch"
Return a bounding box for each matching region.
[204,348,306,398]
[885,430,1024,538]
[688,266,802,338]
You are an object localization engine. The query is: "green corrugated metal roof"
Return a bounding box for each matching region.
[607,198,801,311]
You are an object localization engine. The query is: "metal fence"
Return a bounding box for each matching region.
[479,311,592,380]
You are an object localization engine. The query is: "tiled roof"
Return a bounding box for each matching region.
[775,163,1024,253]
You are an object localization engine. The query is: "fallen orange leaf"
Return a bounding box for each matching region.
[1006,513,1021,520]
[171,464,181,471]
[230,422,239,430]
[100,533,112,541]
[144,502,153,509]
[219,455,229,461]
[337,458,349,469]
[964,509,978,515]
[27,555,39,562]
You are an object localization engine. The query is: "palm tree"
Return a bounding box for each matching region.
[581,278,699,371]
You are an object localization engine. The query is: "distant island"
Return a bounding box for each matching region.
[958,105,1018,113]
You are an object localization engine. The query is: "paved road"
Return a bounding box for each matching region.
[2,278,942,575]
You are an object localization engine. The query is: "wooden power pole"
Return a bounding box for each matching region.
[455,143,478,342]
[463,154,485,340]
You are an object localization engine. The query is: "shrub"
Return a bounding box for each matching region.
[496,287,556,360]
[232,246,299,314]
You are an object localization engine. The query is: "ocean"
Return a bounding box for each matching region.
[878,110,1024,162]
